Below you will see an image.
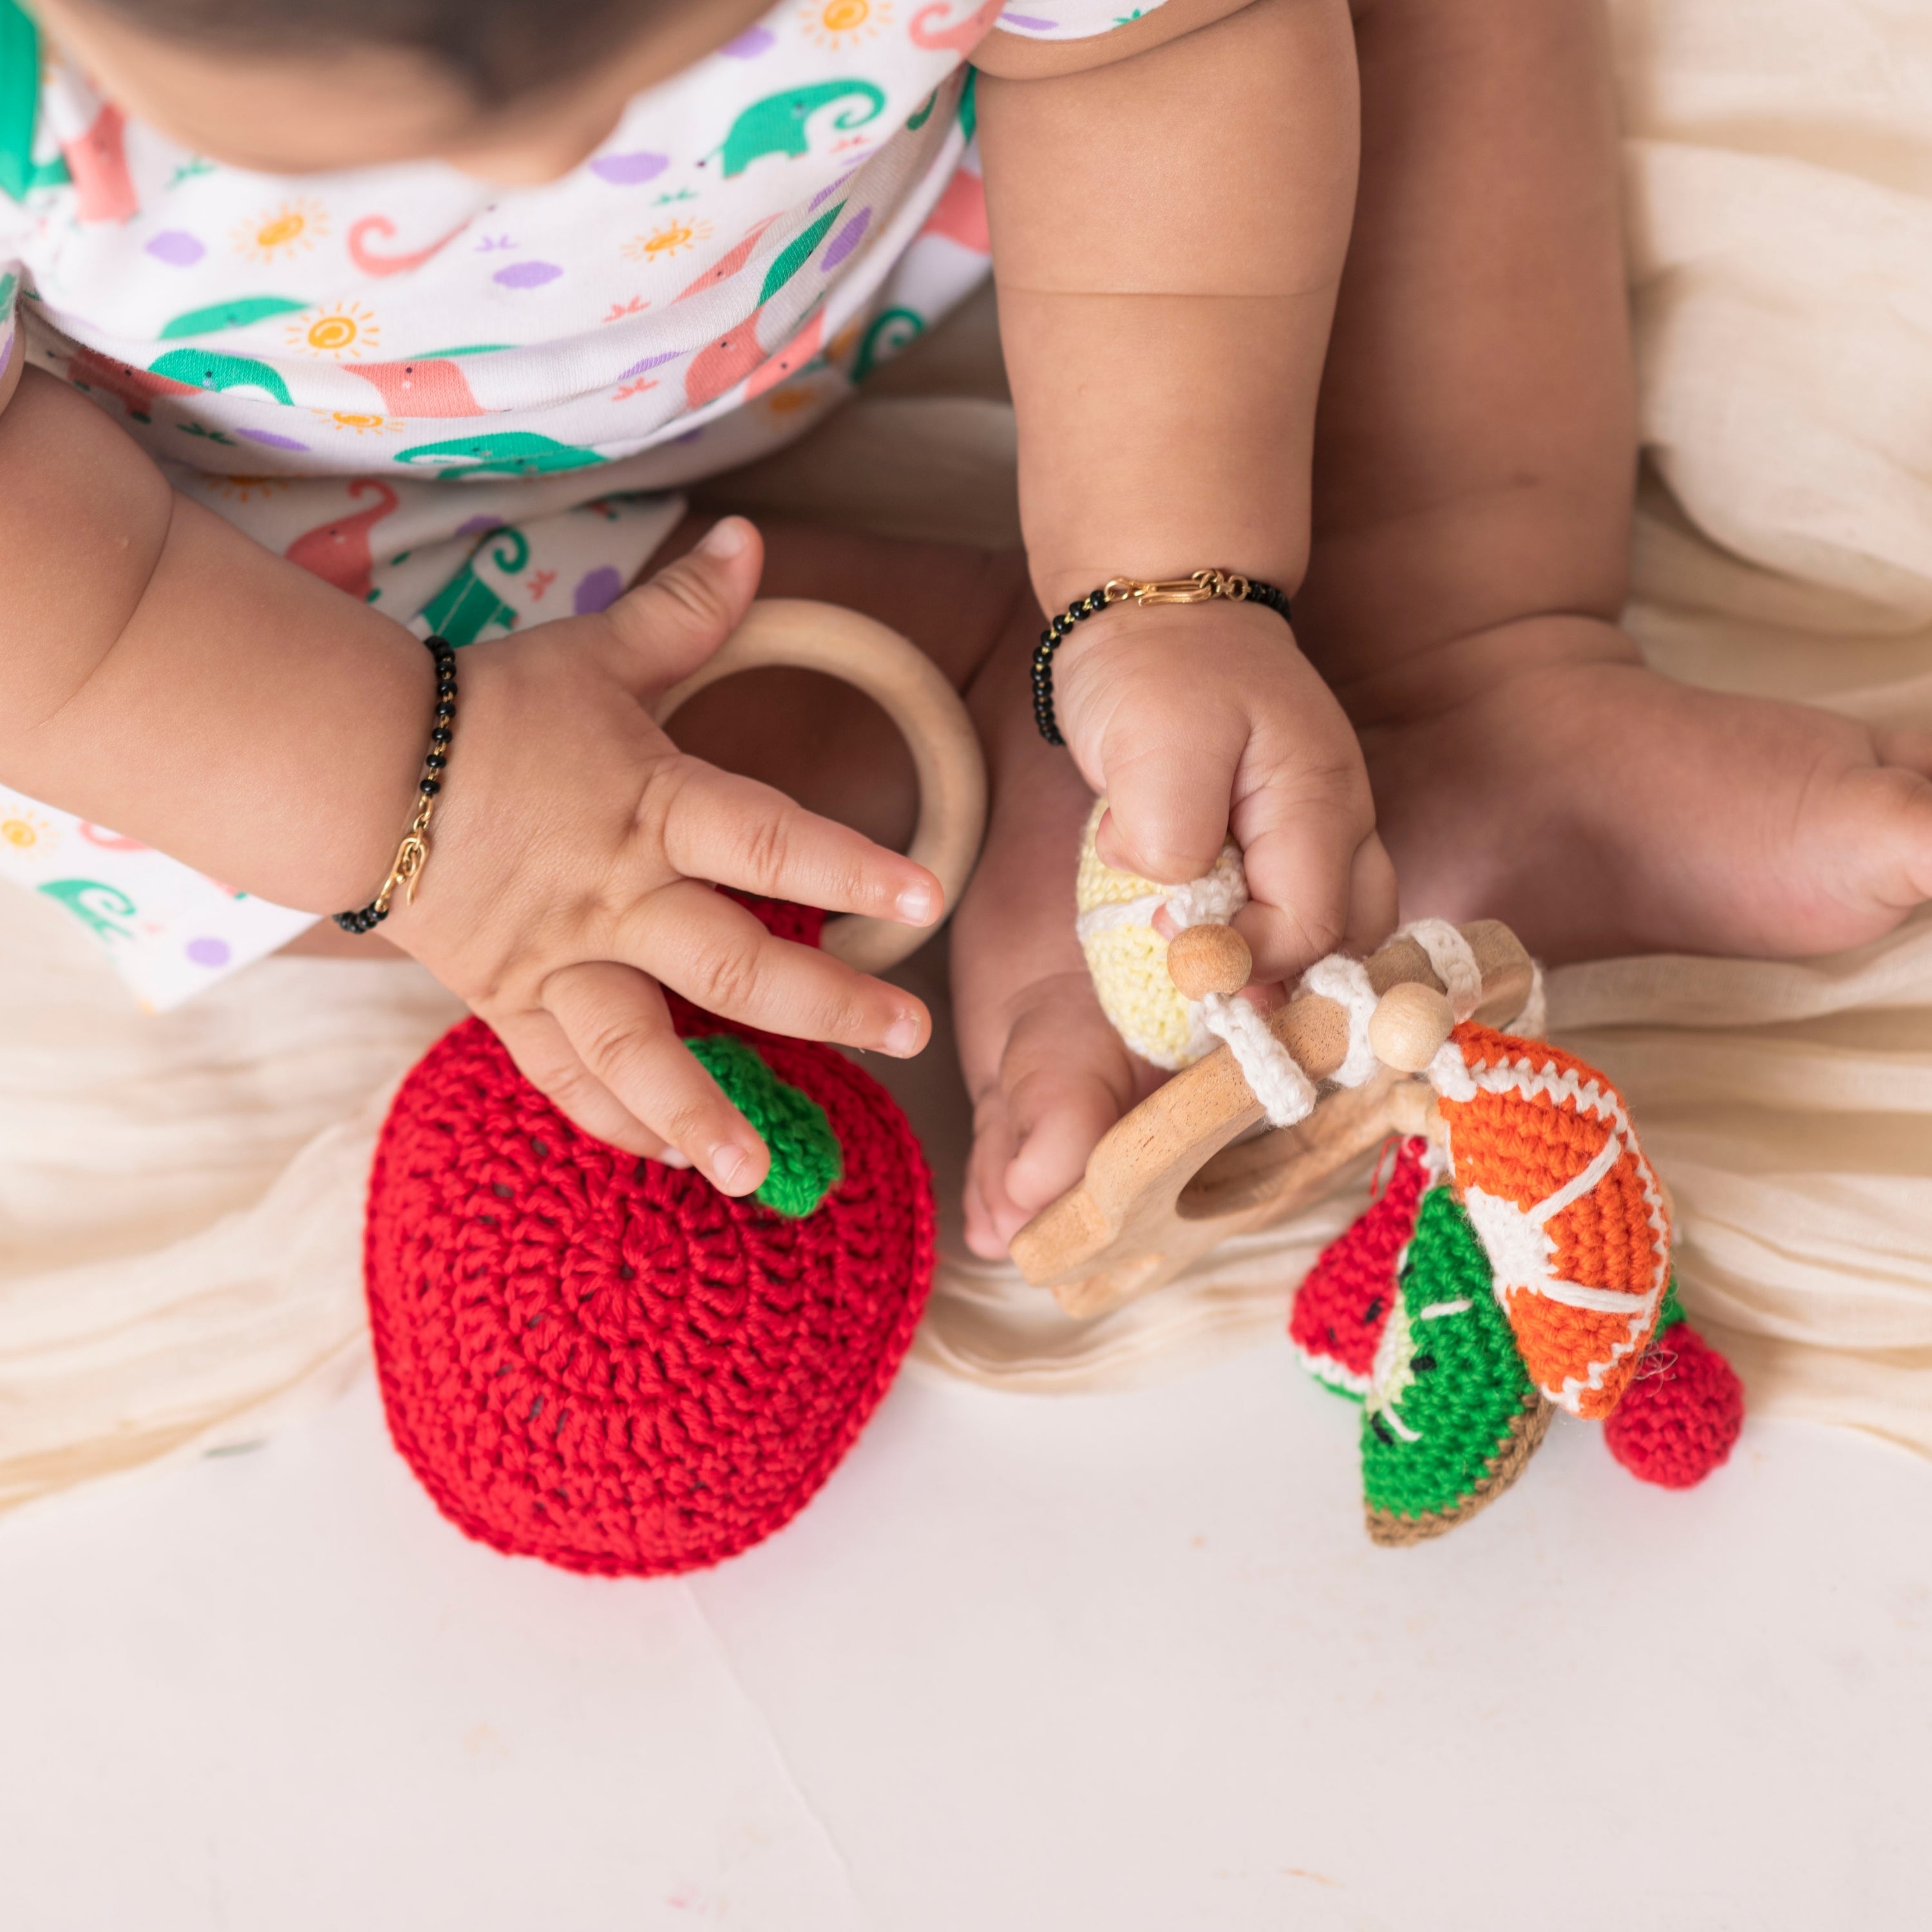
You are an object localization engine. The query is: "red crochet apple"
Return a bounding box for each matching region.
[364,900,934,1577]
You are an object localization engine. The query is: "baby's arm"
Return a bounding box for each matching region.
[977,0,1395,974]
[0,361,938,1193]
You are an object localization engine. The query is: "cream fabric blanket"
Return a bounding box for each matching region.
[5,0,1930,1510]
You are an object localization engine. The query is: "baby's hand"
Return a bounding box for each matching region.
[1052,596,1396,981]
[383,519,939,1198]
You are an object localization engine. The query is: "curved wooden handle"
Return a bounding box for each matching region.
[651,598,988,974]
[1011,920,1537,1317]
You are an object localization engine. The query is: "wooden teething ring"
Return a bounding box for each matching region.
[653,598,988,974]
[1010,921,1538,1319]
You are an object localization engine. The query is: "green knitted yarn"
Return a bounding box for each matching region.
[1361,1184,1543,1535]
[1657,1275,1687,1335]
[683,1034,843,1218]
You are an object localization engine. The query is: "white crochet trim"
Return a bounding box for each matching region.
[1072,892,1170,944]
[1432,1041,1669,1412]
[1291,1343,1372,1399]
[1296,954,1381,1091]
[1162,845,1248,930]
[1425,1039,1477,1102]
[1397,918,1482,1023]
[1197,991,1316,1128]
[1081,838,1304,1115]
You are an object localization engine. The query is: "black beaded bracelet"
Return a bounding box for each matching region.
[334,634,457,934]
[1031,569,1292,746]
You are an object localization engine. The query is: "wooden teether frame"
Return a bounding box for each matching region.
[653,598,989,974]
[658,610,1530,1324]
[1010,922,1537,1318]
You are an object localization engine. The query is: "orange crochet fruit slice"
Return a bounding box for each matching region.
[1434,1025,1669,1419]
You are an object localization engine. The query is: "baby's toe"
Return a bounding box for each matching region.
[1835,752,1932,921]
[963,1094,1019,1259]
[962,976,1142,1258]
[999,1063,1129,1226]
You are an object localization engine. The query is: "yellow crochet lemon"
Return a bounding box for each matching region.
[1074,798,1244,1070]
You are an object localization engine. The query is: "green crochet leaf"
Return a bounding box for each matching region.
[684,1034,842,1218]
[1656,1274,1686,1334]
[1361,1185,1548,1544]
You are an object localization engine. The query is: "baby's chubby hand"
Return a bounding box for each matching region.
[1051,595,1396,981]
[381,518,940,1198]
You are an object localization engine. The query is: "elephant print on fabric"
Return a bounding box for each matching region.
[349,357,491,418]
[64,346,196,422]
[346,214,468,278]
[394,432,605,479]
[147,348,295,405]
[61,99,135,223]
[283,479,400,600]
[417,526,532,644]
[714,81,886,177]
[158,296,308,339]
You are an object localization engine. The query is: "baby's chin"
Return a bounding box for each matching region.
[30,0,634,187]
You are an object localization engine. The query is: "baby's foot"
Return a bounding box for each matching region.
[1359,617,1932,961]
[952,623,1164,1259]
[958,961,1157,1260]
[951,784,1157,1260]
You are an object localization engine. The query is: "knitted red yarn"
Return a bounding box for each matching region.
[1289,1136,1429,1396]
[364,939,933,1577]
[719,892,824,949]
[1602,1322,1745,1488]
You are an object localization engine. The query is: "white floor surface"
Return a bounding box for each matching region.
[3,1346,1928,1932]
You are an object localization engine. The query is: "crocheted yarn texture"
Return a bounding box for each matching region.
[1293,1124,1743,1539]
[1603,1285,1746,1489]
[1361,1180,1550,1547]
[1290,1135,1432,1399]
[1435,1024,1671,1421]
[365,901,934,1578]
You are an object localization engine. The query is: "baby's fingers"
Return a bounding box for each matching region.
[1234,811,1397,983]
[542,960,769,1196]
[1094,737,1246,887]
[491,1006,692,1166]
[599,516,766,697]
[629,880,930,1056]
[656,760,943,929]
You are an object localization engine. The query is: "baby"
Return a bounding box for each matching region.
[0,0,1925,1258]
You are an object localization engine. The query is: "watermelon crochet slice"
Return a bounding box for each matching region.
[1362,1182,1550,1546]
[1289,1136,1430,1397]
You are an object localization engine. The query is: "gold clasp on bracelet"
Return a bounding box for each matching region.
[374,804,434,916]
[1103,569,1253,608]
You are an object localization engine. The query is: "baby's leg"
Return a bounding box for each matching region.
[1296,0,1932,960]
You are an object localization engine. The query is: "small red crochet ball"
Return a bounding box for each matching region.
[365,946,933,1578]
[1603,1322,1745,1488]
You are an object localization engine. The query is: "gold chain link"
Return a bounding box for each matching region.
[1101,569,1254,609]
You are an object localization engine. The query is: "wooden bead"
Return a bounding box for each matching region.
[1367,980,1456,1074]
[1165,923,1252,1001]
